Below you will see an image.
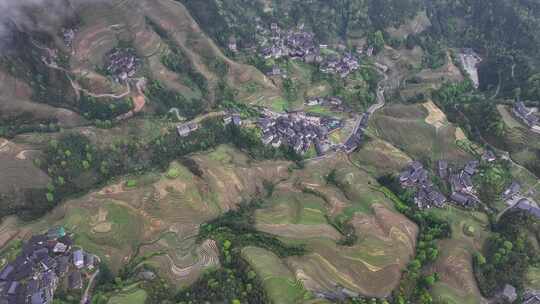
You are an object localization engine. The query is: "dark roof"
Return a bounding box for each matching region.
[57,235,73,247]
[68,271,82,289]
[56,256,69,275]
[12,262,33,281]
[451,192,474,205]
[0,265,14,281]
[32,248,48,262]
[41,257,57,270]
[26,279,39,294]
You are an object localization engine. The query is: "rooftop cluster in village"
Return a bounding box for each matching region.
[255,23,360,78]
[0,227,97,304]
[105,48,142,83]
[258,23,320,63]
[400,151,499,209]
[319,53,360,78]
[257,111,343,156]
[502,181,540,219]
[400,161,447,209]
[447,159,481,208]
[513,101,540,132]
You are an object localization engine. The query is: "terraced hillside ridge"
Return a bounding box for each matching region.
[0,145,418,300]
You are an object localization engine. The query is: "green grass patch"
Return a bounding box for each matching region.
[271,97,289,112]
[430,282,479,304]
[526,266,540,290]
[166,168,181,179]
[107,288,148,304]
[241,246,309,303]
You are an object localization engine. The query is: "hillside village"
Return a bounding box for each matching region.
[1,1,540,303]
[0,228,98,304]
[253,23,361,78]
[399,149,540,220]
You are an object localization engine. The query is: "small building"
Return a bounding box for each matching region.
[262,133,274,145]
[73,249,84,269]
[85,253,95,270]
[482,150,496,162]
[41,257,57,271]
[232,114,242,126]
[500,284,517,303]
[69,271,83,289]
[176,124,191,137]
[47,227,66,240]
[513,198,540,219]
[0,264,14,281]
[523,289,540,304]
[223,115,232,125]
[450,192,478,208]
[56,256,69,276]
[53,242,68,254]
[463,160,479,176]
[502,182,521,199]
[176,123,199,137]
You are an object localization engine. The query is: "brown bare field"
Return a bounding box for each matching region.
[423,100,448,129]
[0,138,50,193]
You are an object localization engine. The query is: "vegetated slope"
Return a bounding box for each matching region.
[252,154,419,298]
[370,102,471,165]
[0,0,281,218]
[0,146,418,301]
[426,0,540,99]
[181,0,423,46]
[0,0,277,123]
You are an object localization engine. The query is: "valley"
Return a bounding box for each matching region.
[0,0,539,304]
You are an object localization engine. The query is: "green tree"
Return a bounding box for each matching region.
[368,30,385,53]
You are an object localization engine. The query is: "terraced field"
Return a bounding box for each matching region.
[371,103,471,164]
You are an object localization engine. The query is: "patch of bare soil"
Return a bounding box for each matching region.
[455,127,467,141]
[255,223,342,241]
[423,100,447,129]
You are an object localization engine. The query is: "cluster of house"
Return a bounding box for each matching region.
[513,101,540,133]
[399,161,447,209]
[305,96,348,112]
[105,48,142,83]
[399,151,498,209]
[61,28,77,49]
[255,23,360,79]
[258,112,342,156]
[257,23,320,63]
[502,181,540,219]
[319,53,360,78]
[446,159,482,208]
[0,227,97,304]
